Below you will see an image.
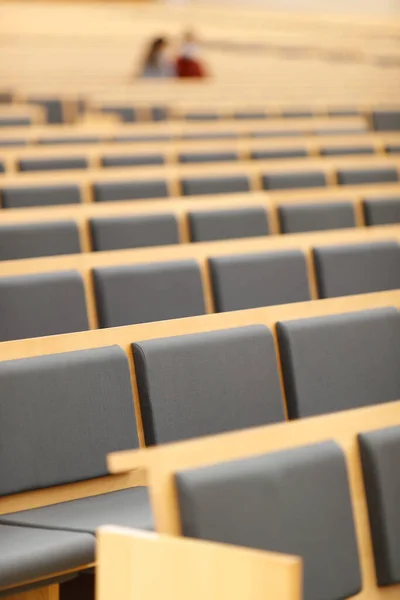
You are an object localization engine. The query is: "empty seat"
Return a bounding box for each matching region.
[282,110,314,118]
[0,161,4,173]
[150,106,168,121]
[209,250,310,312]
[93,260,205,328]
[181,175,250,196]
[313,241,400,298]
[262,171,326,190]
[175,440,361,600]
[188,207,269,242]
[320,145,374,156]
[279,202,355,234]
[178,151,239,164]
[363,197,400,225]
[93,179,168,202]
[19,157,88,172]
[37,136,101,145]
[337,167,398,186]
[101,154,164,167]
[315,127,367,135]
[251,130,302,138]
[372,110,400,131]
[234,111,268,119]
[90,214,179,251]
[277,307,400,419]
[100,106,137,122]
[1,184,81,208]
[132,325,285,445]
[328,109,360,116]
[111,134,172,143]
[0,117,31,127]
[0,271,89,341]
[251,148,308,160]
[185,113,219,121]
[0,221,81,261]
[0,138,27,147]
[358,426,400,586]
[182,132,237,141]
[385,144,400,154]
[28,98,64,123]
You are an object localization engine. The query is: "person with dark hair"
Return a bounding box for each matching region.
[140,37,175,78]
[176,31,208,78]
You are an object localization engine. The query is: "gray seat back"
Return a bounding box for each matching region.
[251,148,307,160]
[28,98,64,123]
[262,171,326,190]
[234,111,268,119]
[132,325,285,445]
[320,145,374,156]
[100,106,137,122]
[209,250,310,312]
[385,144,400,154]
[372,110,400,131]
[1,185,82,208]
[0,161,4,173]
[178,151,238,164]
[363,197,400,225]
[175,441,361,600]
[93,260,206,328]
[0,221,81,261]
[313,241,400,298]
[101,154,164,168]
[90,214,179,251]
[279,202,355,234]
[277,307,400,419]
[93,179,168,202]
[0,117,31,127]
[37,136,101,145]
[0,345,139,495]
[337,167,398,186]
[19,157,88,172]
[182,133,237,141]
[0,271,89,341]
[188,207,269,242]
[181,175,250,196]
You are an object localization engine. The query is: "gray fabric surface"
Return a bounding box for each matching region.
[182,132,237,141]
[0,221,81,261]
[185,113,219,121]
[181,175,250,196]
[262,171,326,190]
[1,184,82,208]
[133,325,285,445]
[358,426,400,586]
[90,214,179,251]
[328,109,360,116]
[320,145,374,156]
[176,440,361,600]
[0,117,31,127]
[1,488,153,534]
[0,162,4,173]
[363,197,400,225]
[337,168,398,186]
[111,135,172,143]
[313,241,400,298]
[0,524,94,589]
[282,110,314,117]
[385,145,400,154]
[28,99,64,124]
[279,202,355,234]
[277,307,400,419]
[93,260,206,327]
[178,151,238,163]
[151,106,168,121]
[251,130,302,138]
[209,250,310,312]
[251,148,308,160]
[188,207,269,242]
[100,107,137,122]
[0,345,139,495]
[0,139,26,147]
[315,127,367,135]
[19,157,88,172]
[372,110,400,131]
[101,154,164,167]
[37,137,101,145]
[0,270,89,342]
[234,112,268,119]
[93,179,168,202]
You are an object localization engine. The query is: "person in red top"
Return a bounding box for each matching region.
[176,31,208,78]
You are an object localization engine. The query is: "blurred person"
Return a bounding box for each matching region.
[139,37,175,79]
[176,30,208,78]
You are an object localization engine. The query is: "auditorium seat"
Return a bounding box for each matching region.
[182,132,237,141]
[320,145,374,156]
[363,197,400,225]
[181,175,250,196]
[313,241,400,298]
[251,148,308,160]
[372,110,400,131]
[0,271,89,341]
[234,111,268,119]
[188,207,269,242]
[93,260,206,327]
[278,202,355,233]
[0,138,26,147]
[385,144,400,154]
[0,161,4,173]
[175,440,361,600]
[101,154,165,167]
[209,250,310,312]
[262,171,326,190]
[1,184,82,208]
[151,106,168,121]
[90,214,179,251]
[93,179,169,202]
[0,117,31,127]
[179,151,239,163]
[37,136,101,145]
[111,134,172,143]
[28,98,64,124]
[337,167,398,186]
[0,221,81,261]
[100,106,137,122]
[19,157,88,172]
[282,110,314,118]
[185,113,219,121]
[328,109,360,116]
[358,426,400,586]
[251,130,302,138]
[277,307,400,419]
[132,325,285,445]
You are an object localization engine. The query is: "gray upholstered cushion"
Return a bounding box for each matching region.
[1,185,82,208]
[282,110,314,118]
[0,345,139,495]
[0,271,89,342]
[188,207,269,242]
[313,241,400,298]
[179,151,238,163]
[277,307,400,419]
[320,145,374,156]
[279,202,355,234]
[372,110,400,131]
[337,168,398,186]
[234,112,268,119]
[19,157,88,172]
[328,109,360,116]
[251,148,308,160]
[363,197,400,225]
[209,250,310,312]
[315,127,367,135]
[151,106,168,121]
[181,175,250,196]
[93,179,168,202]
[93,260,206,327]
[182,133,237,141]
[176,440,361,600]
[0,139,26,147]
[28,99,64,124]
[251,130,302,138]
[90,214,179,251]
[0,117,31,127]
[385,144,400,154]
[0,524,94,590]
[37,137,101,145]
[101,154,164,167]
[262,171,326,190]
[0,161,4,173]
[0,221,81,261]
[358,426,400,586]
[112,135,172,143]
[100,106,137,122]
[185,113,219,121]
[0,488,153,534]
[133,325,285,445]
